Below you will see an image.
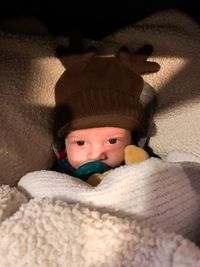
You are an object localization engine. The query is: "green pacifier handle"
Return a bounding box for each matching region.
[74,161,111,181]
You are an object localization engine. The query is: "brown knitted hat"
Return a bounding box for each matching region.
[55,51,145,137]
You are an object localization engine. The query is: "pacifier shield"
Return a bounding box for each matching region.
[74,161,112,180]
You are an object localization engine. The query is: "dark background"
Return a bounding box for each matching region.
[0,2,199,39]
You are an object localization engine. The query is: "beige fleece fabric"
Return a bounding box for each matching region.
[0,32,65,185]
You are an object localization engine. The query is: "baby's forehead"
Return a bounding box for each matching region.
[66,127,131,138]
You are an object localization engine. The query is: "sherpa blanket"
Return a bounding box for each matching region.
[1,9,200,267]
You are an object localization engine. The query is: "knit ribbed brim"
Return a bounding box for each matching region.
[58,113,143,137]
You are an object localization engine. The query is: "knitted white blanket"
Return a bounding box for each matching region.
[1,9,200,266]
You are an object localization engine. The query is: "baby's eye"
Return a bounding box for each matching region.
[76,140,85,146]
[108,138,118,144]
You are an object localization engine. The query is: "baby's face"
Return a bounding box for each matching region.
[65,127,132,169]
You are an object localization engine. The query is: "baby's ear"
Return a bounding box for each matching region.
[116,45,160,75]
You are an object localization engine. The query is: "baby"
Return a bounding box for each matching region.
[53,47,160,181]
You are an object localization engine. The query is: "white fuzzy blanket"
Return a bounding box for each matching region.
[1,9,200,266]
[1,184,200,267]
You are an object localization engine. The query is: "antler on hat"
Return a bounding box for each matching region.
[117,45,160,74]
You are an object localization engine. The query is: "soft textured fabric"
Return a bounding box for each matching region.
[0,31,65,185]
[1,186,200,267]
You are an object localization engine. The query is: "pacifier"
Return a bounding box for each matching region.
[74,161,112,181]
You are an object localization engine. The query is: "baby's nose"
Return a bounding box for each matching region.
[88,146,107,161]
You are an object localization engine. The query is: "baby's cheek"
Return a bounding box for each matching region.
[66,149,78,165]
[68,156,82,169]
[68,149,89,169]
[107,148,125,166]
